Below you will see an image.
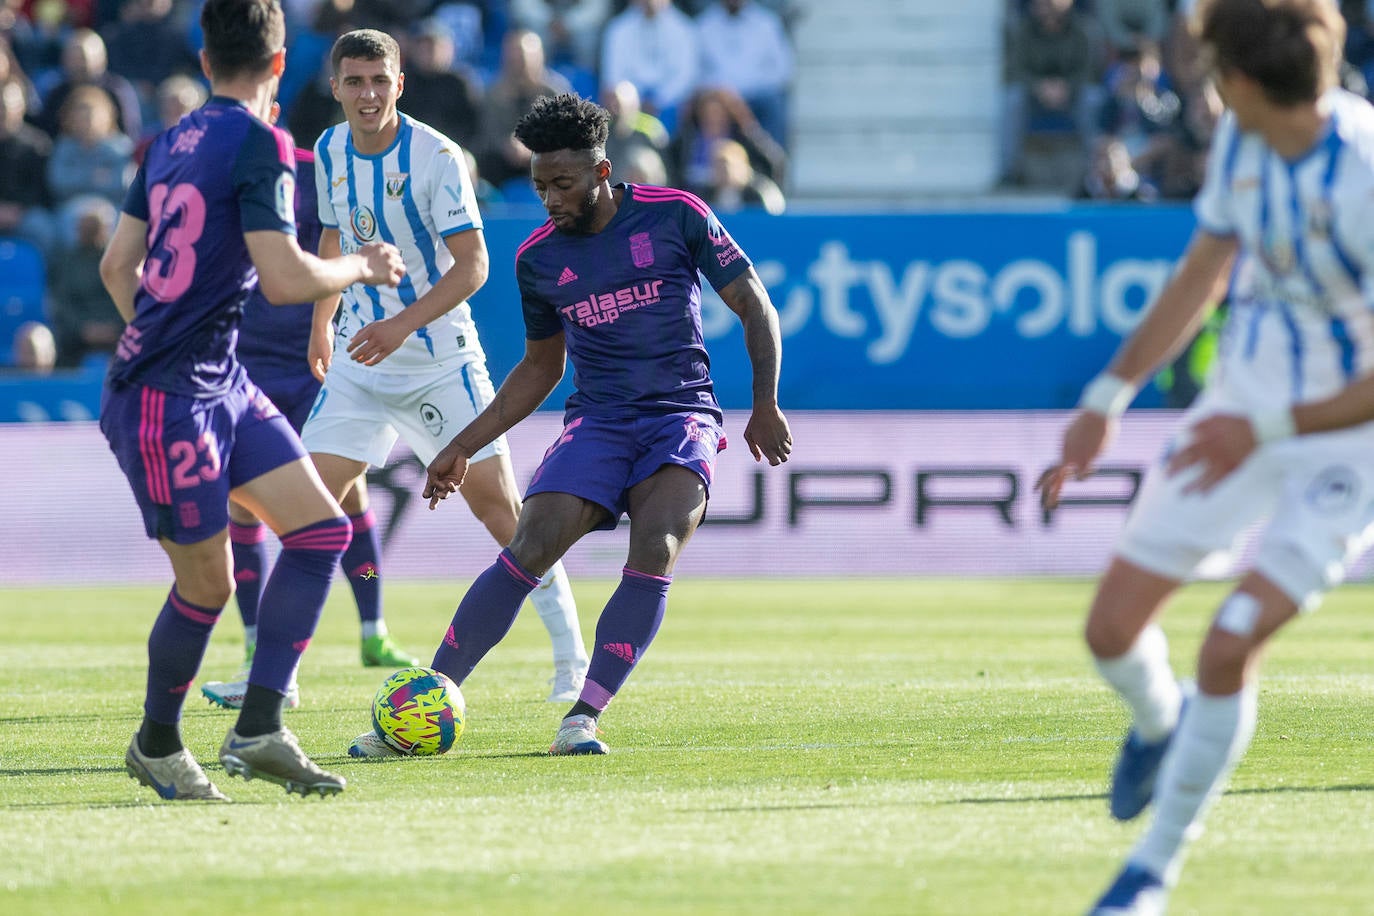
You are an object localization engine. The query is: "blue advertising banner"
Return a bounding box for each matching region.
[0,204,1197,422]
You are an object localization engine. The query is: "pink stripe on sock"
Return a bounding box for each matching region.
[349,509,376,533]
[623,567,672,585]
[229,520,268,544]
[579,678,613,712]
[498,552,540,588]
[169,590,219,625]
[281,521,352,552]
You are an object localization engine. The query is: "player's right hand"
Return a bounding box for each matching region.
[424,440,471,510]
[358,242,406,287]
[1036,409,1115,511]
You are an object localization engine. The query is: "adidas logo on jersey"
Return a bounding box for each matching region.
[557,267,578,286]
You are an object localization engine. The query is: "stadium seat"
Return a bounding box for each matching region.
[0,239,47,364]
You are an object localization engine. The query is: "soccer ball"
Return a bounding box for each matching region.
[371,666,465,756]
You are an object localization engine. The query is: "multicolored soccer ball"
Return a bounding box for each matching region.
[371,666,465,755]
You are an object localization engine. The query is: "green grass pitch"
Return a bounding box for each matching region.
[3,578,1373,914]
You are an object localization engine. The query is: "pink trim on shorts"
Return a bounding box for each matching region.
[139,387,170,504]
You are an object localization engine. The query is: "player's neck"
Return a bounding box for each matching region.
[1260,97,1331,162]
[209,78,276,123]
[351,116,401,156]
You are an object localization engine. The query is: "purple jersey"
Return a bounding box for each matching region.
[107,97,297,398]
[237,147,324,381]
[515,183,751,423]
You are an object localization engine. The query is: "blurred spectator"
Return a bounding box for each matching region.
[1093,0,1170,56]
[602,79,670,176]
[462,145,504,206]
[133,72,205,162]
[0,75,56,255]
[49,194,119,366]
[1077,136,1156,201]
[419,0,507,76]
[1000,0,1104,186]
[1342,1,1374,92]
[47,83,133,240]
[618,143,668,185]
[694,0,793,147]
[601,0,698,130]
[669,86,785,195]
[100,0,196,109]
[509,0,610,80]
[0,32,43,116]
[702,137,784,214]
[1097,41,1179,158]
[9,319,55,372]
[38,27,140,140]
[7,0,69,86]
[1134,79,1220,200]
[1162,0,1206,96]
[397,17,484,153]
[476,28,571,187]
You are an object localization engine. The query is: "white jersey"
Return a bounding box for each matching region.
[314,114,486,373]
[1196,89,1374,412]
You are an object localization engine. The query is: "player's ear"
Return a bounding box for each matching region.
[271,47,286,79]
[595,159,611,182]
[199,49,212,83]
[396,71,404,99]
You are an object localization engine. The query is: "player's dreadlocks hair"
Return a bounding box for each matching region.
[513,93,610,158]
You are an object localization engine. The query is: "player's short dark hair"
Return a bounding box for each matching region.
[1195,0,1345,105]
[200,0,284,81]
[330,29,401,75]
[513,93,610,158]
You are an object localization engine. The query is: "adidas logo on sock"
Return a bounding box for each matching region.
[603,642,635,663]
[444,626,460,650]
[557,266,578,286]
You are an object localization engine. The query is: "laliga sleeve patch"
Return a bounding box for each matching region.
[275,172,296,227]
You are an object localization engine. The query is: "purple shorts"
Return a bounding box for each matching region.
[100,378,308,544]
[525,412,727,531]
[252,372,323,433]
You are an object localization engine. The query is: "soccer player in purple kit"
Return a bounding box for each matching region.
[347,93,792,758]
[99,0,405,799]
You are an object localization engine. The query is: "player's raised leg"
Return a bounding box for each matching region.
[222,451,351,796]
[1085,558,1187,821]
[1090,573,1296,914]
[201,500,303,710]
[460,452,588,700]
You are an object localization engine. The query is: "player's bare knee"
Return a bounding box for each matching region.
[1083,611,1138,660]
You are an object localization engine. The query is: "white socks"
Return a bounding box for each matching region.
[529,560,587,664]
[360,620,387,640]
[1131,686,1258,884]
[1094,624,1183,741]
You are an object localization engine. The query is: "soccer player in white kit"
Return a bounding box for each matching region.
[1039,2,1374,912]
[304,29,589,700]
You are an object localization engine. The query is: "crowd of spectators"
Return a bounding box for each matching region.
[1001,0,1229,200]
[0,0,800,369]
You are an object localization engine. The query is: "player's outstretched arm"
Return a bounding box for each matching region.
[245,230,406,305]
[98,213,150,322]
[1037,230,1237,509]
[424,334,567,509]
[718,268,792,466]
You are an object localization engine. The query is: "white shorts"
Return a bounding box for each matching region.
[300,359,509,468]
[1117,400,1374,608]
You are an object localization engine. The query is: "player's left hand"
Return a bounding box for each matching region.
[424,440,471,510]
[1166,413,1257,494]
[346,317,408,366]
[744,405,792,466]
